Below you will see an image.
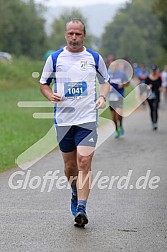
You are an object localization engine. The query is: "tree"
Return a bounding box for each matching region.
[153,0,167,52]
[100,0,161,65]
[0,0,47,59]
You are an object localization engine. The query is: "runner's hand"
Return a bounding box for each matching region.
[50,93,62,103]
[118,83,124,89]
[96,96,106,109]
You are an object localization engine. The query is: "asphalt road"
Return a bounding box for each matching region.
[0,103,167,252]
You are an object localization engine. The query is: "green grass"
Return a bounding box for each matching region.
[0,58,54,172]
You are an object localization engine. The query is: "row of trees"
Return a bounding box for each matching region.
[100,0,162,65]
[0,0,167,64]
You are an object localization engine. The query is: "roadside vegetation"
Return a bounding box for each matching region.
[0,58,53,172]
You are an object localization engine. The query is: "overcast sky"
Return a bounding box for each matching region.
[35,0,129,7]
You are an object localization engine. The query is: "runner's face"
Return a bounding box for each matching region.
[65,22,86,52]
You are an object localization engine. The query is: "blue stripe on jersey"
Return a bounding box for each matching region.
[86,48,100,122]
[51,48,64,125]
[51,48,64,72]
[86,48,99,71]
[46,48,64,85]
[86,48,105,82]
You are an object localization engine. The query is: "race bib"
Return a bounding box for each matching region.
[108,92,119,101]
[64,82,88,98]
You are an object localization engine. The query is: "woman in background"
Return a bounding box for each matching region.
[145,64,162,130]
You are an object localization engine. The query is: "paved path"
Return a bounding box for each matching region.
[0,104,167,252]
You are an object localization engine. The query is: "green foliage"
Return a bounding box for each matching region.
[155,48,167,69]
[153,0,167,52]
[0,56,43,89]
[0,0,47,59]
[100,0,161,65]
[0,0,166,64]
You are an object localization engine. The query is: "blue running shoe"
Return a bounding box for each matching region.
[74,205,88,227]
[114,130,120,138]
[71,194,78,216]
[119,126,124,136]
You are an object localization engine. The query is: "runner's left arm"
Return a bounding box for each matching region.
[96,55,110,109]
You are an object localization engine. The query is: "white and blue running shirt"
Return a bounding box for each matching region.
[40,47,109,126]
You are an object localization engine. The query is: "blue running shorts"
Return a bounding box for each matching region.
[56,122,98,153]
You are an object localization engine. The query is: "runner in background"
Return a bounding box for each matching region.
[136,64,149,108]
[145,64,162,130]
[108,60,129,138]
